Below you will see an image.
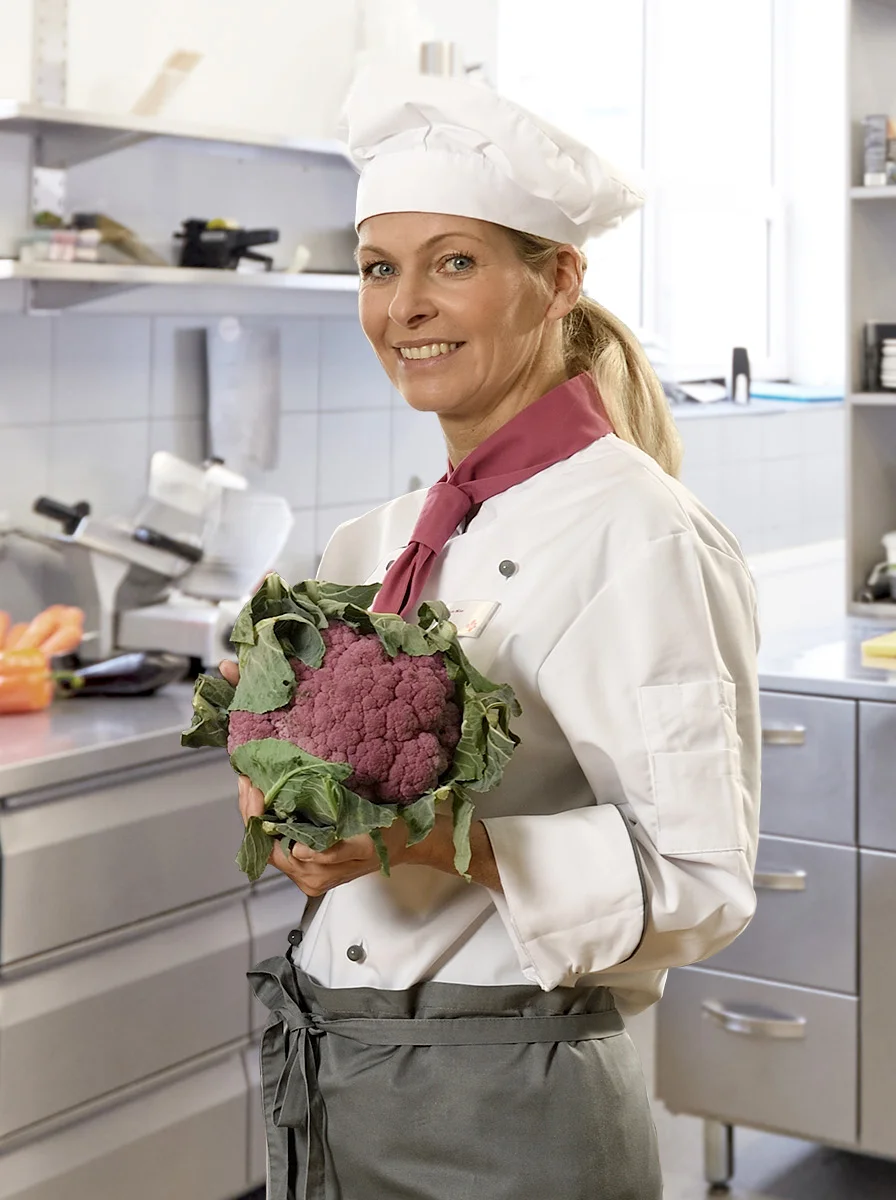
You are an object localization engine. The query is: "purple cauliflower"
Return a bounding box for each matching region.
[228,623,462,803]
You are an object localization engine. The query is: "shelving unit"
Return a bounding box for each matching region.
[847,0,896,618]
[0,100,353,168]
[0,259,359,310]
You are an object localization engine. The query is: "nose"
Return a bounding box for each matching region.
[387,271,438,329]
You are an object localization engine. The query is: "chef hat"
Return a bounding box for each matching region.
[342,68,645,246]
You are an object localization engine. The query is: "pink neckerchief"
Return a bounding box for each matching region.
[372,372,614,618]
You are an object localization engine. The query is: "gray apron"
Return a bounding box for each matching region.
[249,946,662,1200]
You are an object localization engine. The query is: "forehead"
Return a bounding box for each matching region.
[357,212,503,253]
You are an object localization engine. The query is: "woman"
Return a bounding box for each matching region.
[231,68,760,1200]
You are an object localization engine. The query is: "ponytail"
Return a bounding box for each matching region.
[504,228,683,478]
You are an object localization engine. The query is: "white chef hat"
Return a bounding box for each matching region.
[342,68,645,247]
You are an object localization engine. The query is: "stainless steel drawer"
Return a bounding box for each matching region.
[0,757,246,963]
[759,690,855,844]
[656,966,858,1145]
[707,835,857,993]
[247,879,306,1032]
[0,1054,248,1200]
[860,850,896,1155]
[245,1044,266,1189]
[0,899,251,1138]
[859,702,896,852]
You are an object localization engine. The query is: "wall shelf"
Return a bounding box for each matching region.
[850,185,896,199]
[850,392,896,406]
[0,100,354,168]
[850,600,896,620]
[0,259,359,310]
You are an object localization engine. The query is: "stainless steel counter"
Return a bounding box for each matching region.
[758,617,896,702]
[0,683,196,796]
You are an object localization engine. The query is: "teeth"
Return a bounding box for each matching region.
[399,342,459,360]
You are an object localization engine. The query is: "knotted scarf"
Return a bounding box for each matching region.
[372,372,614,618]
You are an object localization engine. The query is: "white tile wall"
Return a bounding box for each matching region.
[0,310,846,619]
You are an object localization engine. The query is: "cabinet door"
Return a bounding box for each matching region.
[759,691,855,844]
[245,1044,266,1190]
[860,850,896,1154]
[0,899,250,1138]
[707,835,857,993]
[246,879,306,1032]
[656,967,858,1145]
[0,757,245,964]
[859,703,896,851]
[0,1055,248,1200]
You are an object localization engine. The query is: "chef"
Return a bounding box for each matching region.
[231,66,760,1200]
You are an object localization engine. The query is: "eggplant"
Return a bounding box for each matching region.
[56,652,190,697]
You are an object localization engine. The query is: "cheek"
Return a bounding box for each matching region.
[358,291,388,354]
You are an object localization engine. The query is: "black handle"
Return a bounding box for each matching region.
[33,496,91,535]
[132,526,203,564]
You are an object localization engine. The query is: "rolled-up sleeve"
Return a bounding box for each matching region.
[481,531,761,992]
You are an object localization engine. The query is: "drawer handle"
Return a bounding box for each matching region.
[754,868,807,891]
[762,725,806,746]
[702,999,807,1040]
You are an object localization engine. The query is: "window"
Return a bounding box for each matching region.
[497,0,786,380]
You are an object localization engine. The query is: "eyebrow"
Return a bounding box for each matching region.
[354,231,488,262]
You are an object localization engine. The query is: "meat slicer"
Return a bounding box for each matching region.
[24,453,294,668]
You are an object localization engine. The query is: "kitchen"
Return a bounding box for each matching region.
[0,1,894,1198]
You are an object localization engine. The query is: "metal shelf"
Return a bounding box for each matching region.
[0,100,354,168]
[850,186,896,200]
[850,599,896,621]
[0,260,359,310]
[851,392,896,406]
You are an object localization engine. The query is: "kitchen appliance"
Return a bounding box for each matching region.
[175,218,279,270]
[18,453,293,667]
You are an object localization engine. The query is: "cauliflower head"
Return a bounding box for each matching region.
[228,623,462,803]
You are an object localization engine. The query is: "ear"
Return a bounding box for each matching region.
[545,245,584,321]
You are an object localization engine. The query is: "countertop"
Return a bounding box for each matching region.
[1,544,893,796]
[0,683,197,797]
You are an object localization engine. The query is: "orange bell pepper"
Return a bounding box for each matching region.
[0,648,54,714]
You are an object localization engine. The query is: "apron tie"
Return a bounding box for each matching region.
[250,956,335,1200]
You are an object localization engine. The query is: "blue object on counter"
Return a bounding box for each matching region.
[750,381,844,403]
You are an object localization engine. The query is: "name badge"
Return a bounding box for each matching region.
[447,600,500,639]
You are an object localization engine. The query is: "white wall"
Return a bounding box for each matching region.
[0,0,33,100]
[776,0,847,389]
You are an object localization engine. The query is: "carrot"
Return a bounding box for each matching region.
[0,612,9,649]
[0,675,54,713]
[4,623,29,651]
[16,607,65,652]
[40,611,85,656]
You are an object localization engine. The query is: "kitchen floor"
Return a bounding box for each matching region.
[626,1007,896,1199]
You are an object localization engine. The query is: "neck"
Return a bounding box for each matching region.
[440,358,571,469]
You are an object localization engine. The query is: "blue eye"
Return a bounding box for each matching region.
[444,255,474,272]
[362,261,395,280]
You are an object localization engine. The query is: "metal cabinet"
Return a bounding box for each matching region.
[758,690,855,843]
[0,756,245,964]
[858,702,896,851]
[0,899,251,1138]
[707,835,857,993]
[657,967,858,1145]
[859,850,896,1154]
[658,681,896,1186]
[0,1053,249,1200]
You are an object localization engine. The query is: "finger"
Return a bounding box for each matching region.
[245,782,266,820]
[237,774,249,826]
[293,836,367,865]
[219,659,240,686]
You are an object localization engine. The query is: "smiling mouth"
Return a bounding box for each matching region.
[396,341,464,365]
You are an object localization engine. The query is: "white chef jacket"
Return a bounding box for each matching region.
[295,433,760,1014]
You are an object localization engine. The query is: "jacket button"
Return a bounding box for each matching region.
[287,928,303,947]
[346,943,366,963]
[498,559,518,578]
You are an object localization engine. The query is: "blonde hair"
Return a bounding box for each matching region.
[504,228,683,478]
